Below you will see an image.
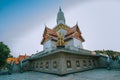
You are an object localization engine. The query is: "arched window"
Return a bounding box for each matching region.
[53,61,57,68]
[89,60,92,66]
[45,62,49,68]
[83,60,86,66]
[36,62,38,68]
[66,60,71,68]
[40,62,43,68]
[76,60,80,67]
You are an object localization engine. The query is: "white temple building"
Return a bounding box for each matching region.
[22,8,107,75]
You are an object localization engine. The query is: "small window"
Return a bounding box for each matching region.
[66,60,71,68]
[76,60,80,67]
[34,63,36,68]
[36,63,38,68]
[45,62,49,68]
[93,60,96,66]
[83,60,86,66]
[89,60,91,66]
[53,61,57,68]
[40,62,43,68]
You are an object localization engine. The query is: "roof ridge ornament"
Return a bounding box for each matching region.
[76,21,78,26]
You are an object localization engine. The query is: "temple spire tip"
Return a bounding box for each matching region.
[59,6,61,11]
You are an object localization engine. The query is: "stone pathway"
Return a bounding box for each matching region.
[0,69,120,80]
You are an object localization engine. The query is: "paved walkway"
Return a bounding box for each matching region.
[0,69,120,80]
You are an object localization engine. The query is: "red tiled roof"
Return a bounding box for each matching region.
[41,26,58,44]
[66,24,81,35]
[7,55,30,64]
[65,24,85,42]
[43,27,57,37]
[18,55,30,61]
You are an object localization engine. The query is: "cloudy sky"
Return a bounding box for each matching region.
[0,0,120,57]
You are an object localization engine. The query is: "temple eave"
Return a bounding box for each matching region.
[30,48,99,60]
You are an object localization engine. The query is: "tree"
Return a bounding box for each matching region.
[0,42,10,68]
[95,50,120,61]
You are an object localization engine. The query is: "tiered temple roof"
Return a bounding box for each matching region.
[41,23,85,45]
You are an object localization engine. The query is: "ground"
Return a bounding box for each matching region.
[0,69,120,80]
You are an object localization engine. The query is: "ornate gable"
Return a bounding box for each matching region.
[53,24,70,32]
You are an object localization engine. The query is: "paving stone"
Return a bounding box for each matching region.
[0,69,120,80]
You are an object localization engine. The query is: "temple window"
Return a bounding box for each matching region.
[89,60,91,66]
[66,60,71,68]
[36,62,38,68]
[83,60,87,66]
[76,60,80,67]
[93,60,96,66]
[45,62,49,68]
[53,61,57,68]
[34,63,36,68]
[40,62,43,68]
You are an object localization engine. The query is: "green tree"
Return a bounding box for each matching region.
[0,42,10,68]
[95,50,120,60]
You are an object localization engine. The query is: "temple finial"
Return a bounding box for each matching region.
[44,24,47,27]
[76,21,78,25]
[59,6,61,11]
